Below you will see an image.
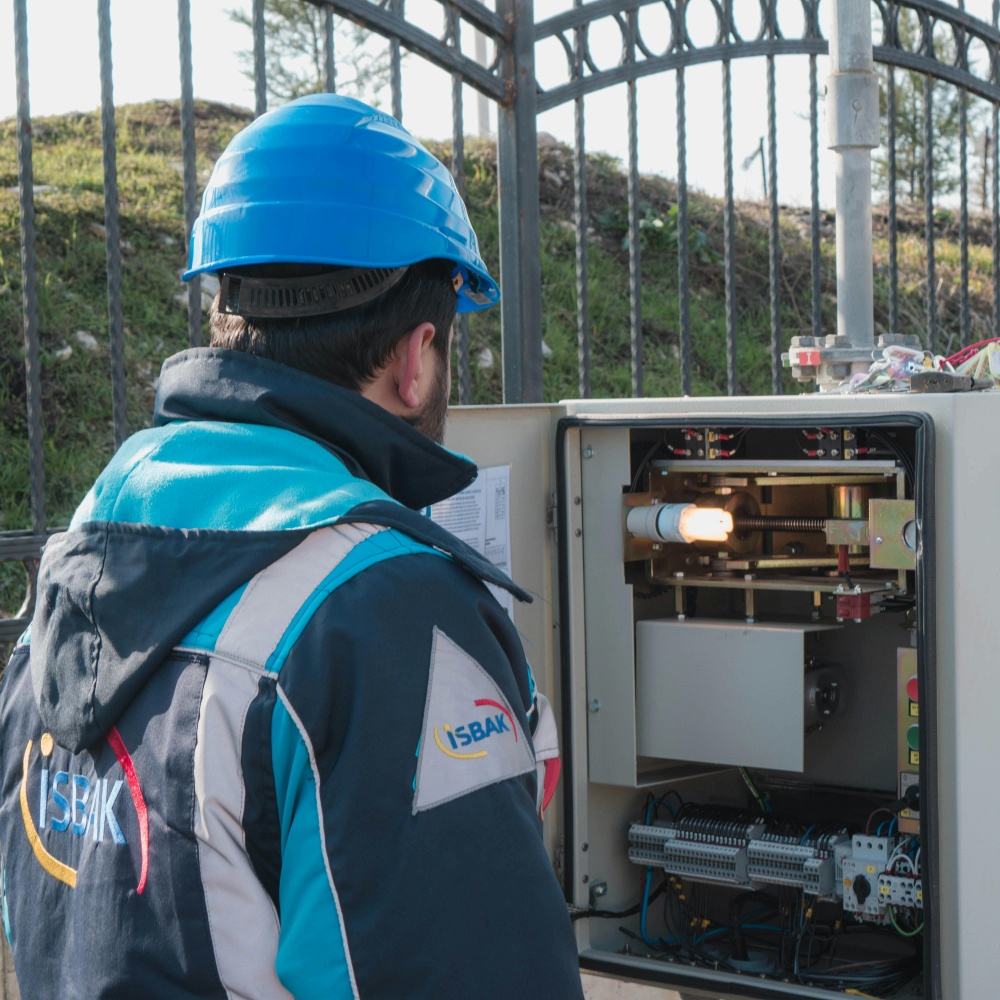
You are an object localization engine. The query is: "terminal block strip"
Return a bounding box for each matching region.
[628,813,922,922]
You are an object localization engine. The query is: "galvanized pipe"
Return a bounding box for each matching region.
[98,0,128,449]
[178,0,201,348]
[826,0,879,349]
[13,0,45,536]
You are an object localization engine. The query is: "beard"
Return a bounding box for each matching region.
[403,355,450,444]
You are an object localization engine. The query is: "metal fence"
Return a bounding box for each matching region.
[4,0,1000,643]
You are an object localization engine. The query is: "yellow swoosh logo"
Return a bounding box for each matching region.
[433,726,487,759]
[20,740,77,888]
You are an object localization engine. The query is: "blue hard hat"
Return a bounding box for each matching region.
[184,94,499,313]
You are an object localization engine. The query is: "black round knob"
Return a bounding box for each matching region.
[853,874,871,904]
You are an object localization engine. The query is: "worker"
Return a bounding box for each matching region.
[0,94,584,999]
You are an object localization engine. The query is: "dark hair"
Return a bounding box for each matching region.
[209,258,457,392]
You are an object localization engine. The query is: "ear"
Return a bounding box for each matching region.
[392,321,437,411]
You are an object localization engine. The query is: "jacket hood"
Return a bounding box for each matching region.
[27,349,506,752]
[30,522,310,753]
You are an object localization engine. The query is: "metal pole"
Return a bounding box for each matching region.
[448,9,471,405]
[809,53,821,340]
[826,0,878,350]
[252,0,267,117]
[323,4,336,92]
[13,0,45,536]
[496,0,543,403]
[626,13,642,397]
[178,0,201,347]
[573,0,590,398]
[722,0,737,396]
[958,0,970,351]
[98,0,128,449]
[766,54,781,394]
[676,65,691,396]
[888,65,899,335]
[390,0,404,123]
[924,75,937,354]
[995,1,1000,337]
[474,30,490,137]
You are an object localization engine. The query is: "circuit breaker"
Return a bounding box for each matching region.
[445,392,1000,1000]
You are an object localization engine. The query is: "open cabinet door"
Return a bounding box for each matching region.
[443,404,565,863]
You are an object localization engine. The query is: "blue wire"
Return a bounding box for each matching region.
[799,824,815,845]
[889,817,898,835]
[639,865,656,945]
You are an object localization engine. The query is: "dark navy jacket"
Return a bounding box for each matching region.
[0,349,583,999]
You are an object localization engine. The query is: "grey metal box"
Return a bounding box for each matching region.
[635,619,834,771]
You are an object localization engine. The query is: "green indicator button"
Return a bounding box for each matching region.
[906,725,920,751]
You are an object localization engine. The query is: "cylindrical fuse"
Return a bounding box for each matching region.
[626,503,733,544]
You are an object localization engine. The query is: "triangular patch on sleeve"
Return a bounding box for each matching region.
[412,627,536,814]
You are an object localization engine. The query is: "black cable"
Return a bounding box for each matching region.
[866,429,915,487]
[571,878,668,922]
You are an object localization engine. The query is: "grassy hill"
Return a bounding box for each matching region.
[1,100,995,562]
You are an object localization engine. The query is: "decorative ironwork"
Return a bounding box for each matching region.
[8,0,1000,635]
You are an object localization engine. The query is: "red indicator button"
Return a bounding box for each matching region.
[906,676,918,702]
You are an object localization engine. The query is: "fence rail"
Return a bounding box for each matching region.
[4,0,1000,639]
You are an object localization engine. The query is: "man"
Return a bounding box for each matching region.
[0,94,584,999]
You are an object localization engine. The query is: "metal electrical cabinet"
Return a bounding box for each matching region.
[445,391,1000,1000]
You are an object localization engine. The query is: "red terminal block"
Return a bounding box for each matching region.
[836,592,883,621]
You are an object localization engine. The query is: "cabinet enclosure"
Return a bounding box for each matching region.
[446,393,999,1000]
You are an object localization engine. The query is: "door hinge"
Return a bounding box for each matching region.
[546,491,558,532]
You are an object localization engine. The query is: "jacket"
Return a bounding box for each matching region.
[0,348,584,999]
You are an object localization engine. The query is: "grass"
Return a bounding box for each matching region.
[2,101,996,616]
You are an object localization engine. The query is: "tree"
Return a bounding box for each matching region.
[873,9,981,204]
[229,0,392,107]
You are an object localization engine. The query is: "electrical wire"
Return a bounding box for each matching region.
[887,905,924,937]
[864,430,914,488]
[866,807,895,834]
[738,767,771,814]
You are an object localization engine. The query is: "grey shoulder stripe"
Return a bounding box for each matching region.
[215,523,385,670]
[275,684,361,1000]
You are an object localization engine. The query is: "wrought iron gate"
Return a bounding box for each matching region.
[4,0,1000,644]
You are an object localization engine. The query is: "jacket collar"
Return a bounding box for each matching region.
[153,348,477,510]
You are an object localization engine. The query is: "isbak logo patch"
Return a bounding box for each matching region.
[434,699,517,759]
[413,628,535,813]
[19,727,150,893]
